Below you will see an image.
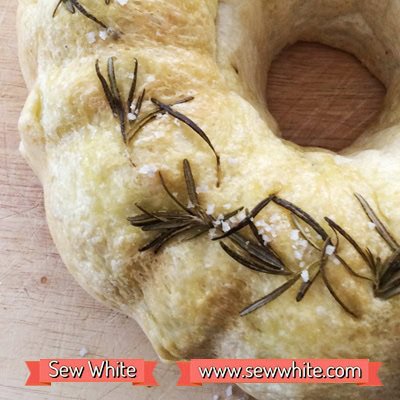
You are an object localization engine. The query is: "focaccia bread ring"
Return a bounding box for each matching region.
[17,0,400,398]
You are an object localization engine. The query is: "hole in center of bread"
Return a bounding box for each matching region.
[266,42,386,152]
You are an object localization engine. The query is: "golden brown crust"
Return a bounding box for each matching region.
[17,0,400,398]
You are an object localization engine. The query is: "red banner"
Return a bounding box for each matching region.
[25,359,158,386]
[177,359,382,387]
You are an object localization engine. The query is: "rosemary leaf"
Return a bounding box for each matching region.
[229,233,285,270]
[107,57,126,142]
[334,254,372,281]
[325,217,374,272]
[354,193,399,251]
[151,98,221,187]
[70,0,108,30]
[223,207,245,220]
[95,59,118,116]
[53,0,67,17]
[141,219,194,231]
[183,159,201,214]
[378,248,400,288]
[133,89,146,119]
[127,111,160,143]
[183,226,211,242]
[320,240,358,318]
[220,242,291,276]
[132,204,172,222]
[273,196,328,240]
[240,275,300,316]
[139,224,194,253]
[375,284,400,299]
[296,260,320,302]
[126,97,195,144]
[158,171,195,215]
[127,58,138,112]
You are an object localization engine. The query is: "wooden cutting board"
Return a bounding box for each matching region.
[0,2,385,399]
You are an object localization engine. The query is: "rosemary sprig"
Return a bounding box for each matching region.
[96,57,221,183]
[128,160,286,272]
[129,164,361,317]
[128,160,213,253]
[96,57,137,143]
[326,194,400,300]
[96,58,193,144]
[215,194,362,315]
[53,0,113,33]
[238,196,358,317]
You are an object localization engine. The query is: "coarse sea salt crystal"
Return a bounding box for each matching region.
[86,32,96,44]
[128,113,137,121]
[213,395,219,400]
[316,306,326,315]
[301,270,309,282]
[208,228,217,239]
[196,185,209,194]
[326,245,336,255]
[223,203,232,209]
[226,385,233,397]
[262,234,271,244]
[368,222,376,230]
[117,0,128,5]
[147,75,155,82]
[187,200,194,209]
[79,347,88,357]
[228,158,239,166]
[154,131,165,138]
[294,250,303,260]
[299,261,306,268]
[237,211,246,221]
[270,214,281,223]
[99,30,107,40]
[333,257,341,265]
[139,165,158,177]
[206,204,215,215]
[229,216,237,224]
[298,239,308,248]
[290,229,300,241]
[222,222,231,232]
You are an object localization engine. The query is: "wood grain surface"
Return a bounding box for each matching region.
[267,42,385,151]
[0,2,385,400]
